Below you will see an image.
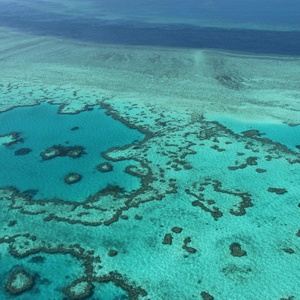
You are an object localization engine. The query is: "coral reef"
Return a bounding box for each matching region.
[40,145,86,160]
[64,173,82,184]
[97,162,113,172]
[5,270,35,295]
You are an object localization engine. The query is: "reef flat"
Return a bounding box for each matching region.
[1,27,300,124]
[1,91,300,298]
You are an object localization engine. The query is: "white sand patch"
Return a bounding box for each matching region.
[0,133,15,146]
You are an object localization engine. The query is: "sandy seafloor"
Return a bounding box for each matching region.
[0,2,300,300]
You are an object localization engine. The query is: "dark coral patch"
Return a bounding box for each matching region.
[228,165,246,170]
[228,156,258,170]
[23,189,39,197]
[64,173,82,184]
[8,220,17,227]
[94,271,147,299]
[184,246,197,254]
[100,185,125,194]
[108,250,118,257]
[192,200,223,220]
[215,74,243,90]
[241,129,261,137]
[283,248,295,254]
[171,227,183,234]
[40,144,86,160]
[97,162,113,172]
[268,187,287,194]
[14,148,32,155]
[246,156,258,166]
[5,270,35,295]
[207,199,216,205]
[63,278,94,299]
[184,237,191,244]
[229,242,247,257]
[201,291,214,300]
[256,168,267,173]
[162,233,173,245]
[182,237,197,254]
[29,256,46,263]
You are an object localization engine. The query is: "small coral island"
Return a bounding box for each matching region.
[63,279,93,299]
[64,173,82,184]
[0,132,23,146]
[97,162,113,172]
[5,270,34,295]
[40,144,86,160]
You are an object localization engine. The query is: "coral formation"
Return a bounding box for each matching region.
[14,148,32,155]
[97,162,113,172]
[64,173,82,184]
[229,242,247,257]
[5,270,35,295]
[40,145,86,160]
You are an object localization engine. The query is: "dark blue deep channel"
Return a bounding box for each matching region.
[0,1,299,56]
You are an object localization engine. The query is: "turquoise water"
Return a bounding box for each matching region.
[0,251,84,300]
[92,282,128,300]
[0,103,144,201]
[0,248,129,299]
[0,1,300,299]
[207,115,300,151]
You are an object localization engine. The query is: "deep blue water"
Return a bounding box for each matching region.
[0,1,300,55]
[85,0,300,28]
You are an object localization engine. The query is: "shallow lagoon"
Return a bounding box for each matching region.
[0,103,144,201]
[206,115,300,151]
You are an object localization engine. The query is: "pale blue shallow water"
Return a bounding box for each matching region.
[0,103,144,201]
[0,251,129,300]
[92,282,128,300]
[208,116,300,151]
[0,252,84,300]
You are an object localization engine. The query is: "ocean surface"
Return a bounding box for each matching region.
[0,1,299,299]
[1,1,300,55]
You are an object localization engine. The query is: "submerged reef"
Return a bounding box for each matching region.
[1,96,300,299]
[97,162,113,172]
[201,291,215,300]
[229,242,247,257]
[14,148,32,156]
[40,145,86,160]
[64,173,82,184]
[63,278,94,299]
[0,132,23,146]
[5,270,35,295]
[267,187,288,194]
